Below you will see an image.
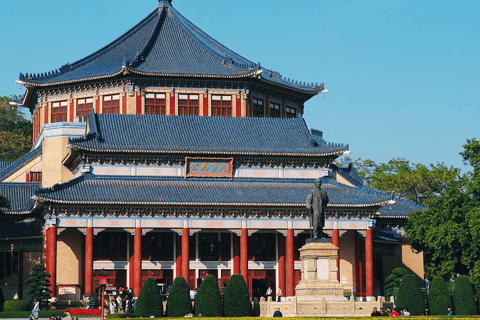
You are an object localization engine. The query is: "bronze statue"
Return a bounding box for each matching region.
[306,178,329,239]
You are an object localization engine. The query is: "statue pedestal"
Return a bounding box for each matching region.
[295,239,346,302]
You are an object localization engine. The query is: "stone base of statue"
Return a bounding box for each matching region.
[294,239,346,302]
[259,239,387,317]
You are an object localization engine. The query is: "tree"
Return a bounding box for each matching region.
[452,275,477,315]
[194,275,222,317]
[428,276,451,315]
[384,267,408,299]
[405,139,480,283]
[396,274,424,315]
[0,194,10,215]
[134,277,163,317]
[26,263,51,308]
[0,96,32,161]
[166,276,191,317]
[223,274,250,317]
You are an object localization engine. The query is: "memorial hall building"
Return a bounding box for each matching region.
[0,0,424,302]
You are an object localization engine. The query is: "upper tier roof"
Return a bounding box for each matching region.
[18,1,324,94]
[67,113,348,156]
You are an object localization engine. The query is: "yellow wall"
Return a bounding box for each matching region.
[339,230,356,290]
[57,229,83,285]
[42,137,74,188]
[2,156,42,183]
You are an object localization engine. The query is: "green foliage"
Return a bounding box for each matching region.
[3,300,27,312]
[406,139,480,284]
[0,96,32,161]
[166,276,191,317]
[26,263,51,308]
[452,276,478,315]
[395,274,424,315]
[106,313,137,318]
[135,277,163,317]
[223,274,250,317]
[0,194,10,215]
[384,267,408,299]
[194,275,222,317]
[428,276,451,315]
[0,310,65,318]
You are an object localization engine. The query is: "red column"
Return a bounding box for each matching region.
[233,234,240,274]
[129,236,134,289]
[203,94,208,116]
[134,221,142,296]
[85,220,94,297]
[240,222,248,286]
[277,233,285,299]
[47,220,57,297]
[286,222,294,297]
[331,222,340,281]
[44,103,49,124]
[176,234,182,278]
[122,94,127,115]
[355,232,363,296]
[236,95,241,117]
[170,92,176,115]
[365,228,374,297]
[182,222,189,282]
[69,100,74,122]
[18,249,24,299]
[136,92,142,114]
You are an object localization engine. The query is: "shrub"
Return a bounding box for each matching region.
[135,277,163,317]
[453,275,478,315]
[106,313,137,318]
[26,263,51,308]
[224,274,250,317]
[428,276,451,315]
[194,275,222,317]
[3,300,27,312]
[166,276,191,317]
[384,267,408,299]
[395,274,424,315]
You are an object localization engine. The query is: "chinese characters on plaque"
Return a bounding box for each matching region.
[185,157,233,178]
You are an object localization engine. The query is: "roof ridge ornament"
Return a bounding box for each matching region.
[158,0,172,6]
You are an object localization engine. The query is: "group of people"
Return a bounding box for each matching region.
[108,288,136,314]
[372,306,455,316]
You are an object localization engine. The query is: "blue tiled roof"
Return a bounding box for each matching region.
[0,146,42,182]
[378,198,424,218]
[0,183,41,214]
[69,113,348,156]
[0,161,14,173]
[35,174,388,207]
[0,218,43,239]
[330,163,364,187]
[18,2,323,94]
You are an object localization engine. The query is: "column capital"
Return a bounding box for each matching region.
[183,219,189,229]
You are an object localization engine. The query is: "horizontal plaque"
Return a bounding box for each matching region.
[185,157,233,178]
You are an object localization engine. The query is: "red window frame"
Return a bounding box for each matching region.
[286,107,297,118]
[269,102,281,118]
[252,98,264,117]
[178,94,199,115]
[103,94,120,114]
[77,98,94,121]
[51,101,68,123]
[27,171,42,183]
[211,95,232,117]
[145,93,167,115]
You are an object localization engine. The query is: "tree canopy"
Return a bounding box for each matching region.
[0,96,32,161]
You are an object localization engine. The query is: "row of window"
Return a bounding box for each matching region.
[49,95,297,123]
[0,251,19,280]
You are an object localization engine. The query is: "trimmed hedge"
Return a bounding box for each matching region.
[106,313,137,318]
[166,276,191,317]
[384,267,407,299]
[223,274,250,317]
[3,300,26,312]
[135,277,163,317]
[194,275,222,317]
[0,310,65,318]
[395,274,424,315]
[453,275,478,315]
[428,276,451,315]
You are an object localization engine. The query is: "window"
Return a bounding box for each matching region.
[286,107,297,118]
[142,232,174,261]
[51,101,68,123]
[269,102,281,117]
[103,94,120,114]
[0,251,19,279]
[252,98,264,117]
[77,98,94,121]
[145,93,167,115]
[211,95,232,117]
[27,171,42,183]
[178,94,199,115]
[93,232,127,260]
[198,233,231,261]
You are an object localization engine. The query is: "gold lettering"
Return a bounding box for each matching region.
[210,163,218,172]
[199,162,209,171]
[219,163,228,172]
[190,164,198,171]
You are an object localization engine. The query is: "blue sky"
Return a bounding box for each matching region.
[0,0,478,171]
